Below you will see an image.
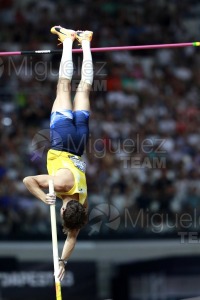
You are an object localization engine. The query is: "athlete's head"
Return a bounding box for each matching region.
[61,200,88,234]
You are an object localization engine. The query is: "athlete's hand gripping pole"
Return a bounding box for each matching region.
[49,179,62,300]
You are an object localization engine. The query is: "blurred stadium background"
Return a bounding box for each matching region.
[1,0,200,299]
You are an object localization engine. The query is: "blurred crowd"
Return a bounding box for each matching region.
[0,0,200,239]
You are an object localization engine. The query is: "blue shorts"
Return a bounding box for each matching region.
[50,110,90,156]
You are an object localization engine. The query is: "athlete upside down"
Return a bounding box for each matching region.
[23,26,93,281]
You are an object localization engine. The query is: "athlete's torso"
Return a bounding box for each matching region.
[47,149,87,205]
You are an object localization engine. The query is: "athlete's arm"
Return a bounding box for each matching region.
[58,229,79,280]
[23,169,74,204]
[23,175,64,204]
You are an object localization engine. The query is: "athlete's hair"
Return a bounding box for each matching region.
[62,200,88,234]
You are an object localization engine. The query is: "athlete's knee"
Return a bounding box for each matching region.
[77,80,91,93]
[57,78,71,94]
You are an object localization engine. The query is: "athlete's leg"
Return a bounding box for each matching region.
[49,27,77,152]
[51,27,75,112]
[73,31,93,112]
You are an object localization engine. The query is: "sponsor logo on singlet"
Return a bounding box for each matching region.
[69,156,86,173]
